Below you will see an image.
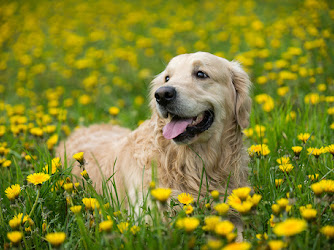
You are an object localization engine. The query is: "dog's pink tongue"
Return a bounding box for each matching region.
[163,118,193,139]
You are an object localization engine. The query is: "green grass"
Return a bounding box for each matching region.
[0,0,334,249]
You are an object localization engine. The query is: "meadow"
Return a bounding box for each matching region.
[0,0,334,249]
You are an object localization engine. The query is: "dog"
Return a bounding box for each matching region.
[56,51,251,237]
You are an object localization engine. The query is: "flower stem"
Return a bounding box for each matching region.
[28,188,40,218]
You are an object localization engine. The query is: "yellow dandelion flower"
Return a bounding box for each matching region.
[273,218,307,237]
[320,225,334,238]
[248,144,270,157]
[279,163,294,173]
[211,190,220,200]
[151,188,172,203]
[247,194,262,206]
[117,222,129,233]
[81,170,89,178]
[70,205,82,214]
[275,179,284,187]
[130,225,140,235]
[73,152,84,164]
[2,160,11,168]
[300,208,317,220]
[5,184,21,200]
[308,174,319,181]
[231,187,251,201]
[178,193,194,205]
[271,204,281,215]
[109,106,120,116]
[99,220,113,232]
[7,231,23,245]
[183,204,194,215]
[215,220,234,236]
[297,133,311,143]
[82,198,100,210]
[202,216,221,231]
[268,240,285,250]
[276,156,290,165]
[176,217,200,233]
[149,181,155,189]
[207,239,223,249]
[307,147,325,158]
[222,242,251,250]
[45,232,66,247]
[292,146,303,156]
[27,172,50,185]
[113,211,121,217]
[214,203,229,216]
[63,183,73,192]
[326,144,334,156]
[276,198,289,209]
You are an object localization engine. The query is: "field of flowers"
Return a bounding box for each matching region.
[1,0,334,249]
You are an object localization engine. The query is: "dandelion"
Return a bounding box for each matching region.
[222,242,251,250]
[279,163,294,173]
[73,152,84,165]
[176,217,200,233]
[70,205,82,214]
[231,187,251,200]
[275,179,283,187]
[276,156,290,165]
[82,198,100,210]
[2,160,11,168]
[271,204,281,215]
[202,216,221,231]
[178,193,194,205]
[273,218,307,237]
[151,188,172,203]
[307,147,325,158]
[248,144,270,157]
[45,232,66,247]
[113,211,122,217]
[311,179,334,196]
[320,225,334,238]
[27,172,50,185]
[117,222,129,233]
[276,198,289,209]
[308,174,319,181]
[5,184,21,200]
[183,204,194,215]
[215,220,235,236]
[211,190,220,200]
[130,225,140,235]
[207,239,223,249]
[297,133,310,143]
[63,183,73,192]
[327,144,334,157]
[99,220,113,232]
[214,203,229,216]
[109,106,120,116]
[7,231,23,245]
[268,240,285,250]
[300,206,317,221]
[81,170,89,178]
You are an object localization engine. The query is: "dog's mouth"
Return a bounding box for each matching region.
[162,110,214,142]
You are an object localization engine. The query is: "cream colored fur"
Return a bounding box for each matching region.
[56,52,251,237]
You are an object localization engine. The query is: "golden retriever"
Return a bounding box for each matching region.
[56,52,251,236]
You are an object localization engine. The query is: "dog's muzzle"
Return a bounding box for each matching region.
[154,86,176,107]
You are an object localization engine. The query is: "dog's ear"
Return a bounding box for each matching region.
[230,61,252,129]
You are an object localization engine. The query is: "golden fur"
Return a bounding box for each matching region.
[56,51,251,209]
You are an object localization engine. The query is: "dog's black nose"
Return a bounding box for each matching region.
[155,86,176,106]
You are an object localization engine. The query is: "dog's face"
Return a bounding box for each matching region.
[150,52,251,144]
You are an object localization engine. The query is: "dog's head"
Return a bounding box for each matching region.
[150,52,251,144]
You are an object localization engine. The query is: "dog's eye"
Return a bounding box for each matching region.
[165,76,170,82]
[196,71,209,79]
